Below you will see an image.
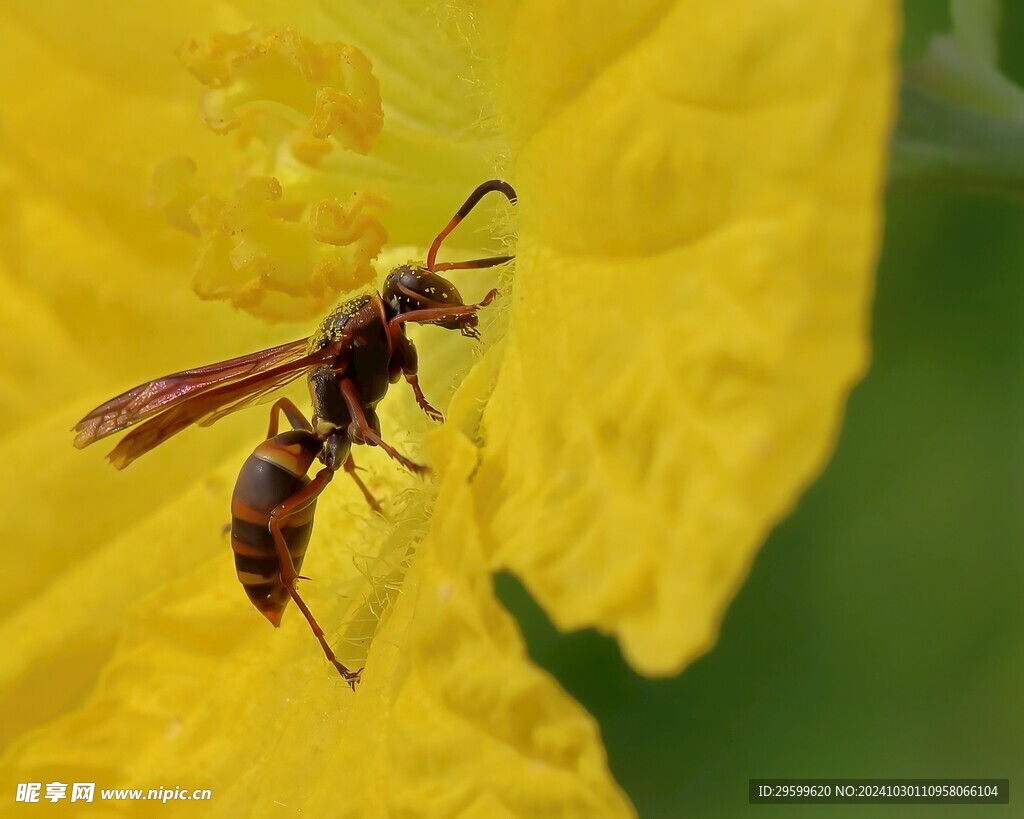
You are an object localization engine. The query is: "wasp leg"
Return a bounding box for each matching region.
[388,289,500,329]
[390,331,444,422]
[405,374,444,422]
[343,454,385,516]
[339,378,429,475]
[267,397,313,438]
[268,467,362,690]
[426,180,516,271]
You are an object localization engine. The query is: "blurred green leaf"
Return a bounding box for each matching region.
[894,0,1024,200]
[891,80,1024,199]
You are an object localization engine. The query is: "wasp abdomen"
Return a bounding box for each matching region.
[230,430,323,626]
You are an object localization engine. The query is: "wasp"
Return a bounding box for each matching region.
[74,180,517,689]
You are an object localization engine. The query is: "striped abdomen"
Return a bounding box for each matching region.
[230,429,323,626]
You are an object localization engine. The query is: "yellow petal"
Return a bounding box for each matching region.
[332,428,630,817]
[0,7,230,257]
[470,0,897,674]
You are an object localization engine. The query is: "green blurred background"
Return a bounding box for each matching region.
[497,3,1024,815]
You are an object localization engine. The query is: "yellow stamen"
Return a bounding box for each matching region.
[154,28,389,321]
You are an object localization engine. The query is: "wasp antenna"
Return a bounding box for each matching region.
[426,180,517,271]
[429,255,514,273]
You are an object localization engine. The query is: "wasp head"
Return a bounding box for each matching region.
[382,265,479,337]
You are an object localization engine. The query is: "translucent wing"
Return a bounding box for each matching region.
[100,340,349,469]
[73,338,312,448]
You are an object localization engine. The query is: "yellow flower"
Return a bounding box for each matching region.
[0,1,895,815]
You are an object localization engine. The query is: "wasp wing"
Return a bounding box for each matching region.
[103,340,347,469]
[73,338,312,448]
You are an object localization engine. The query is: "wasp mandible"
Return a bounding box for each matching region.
[74,180,517,689]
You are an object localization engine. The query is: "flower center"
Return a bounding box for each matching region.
[153,27,389,321]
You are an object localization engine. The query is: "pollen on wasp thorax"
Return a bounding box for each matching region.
[307,294,376,353]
